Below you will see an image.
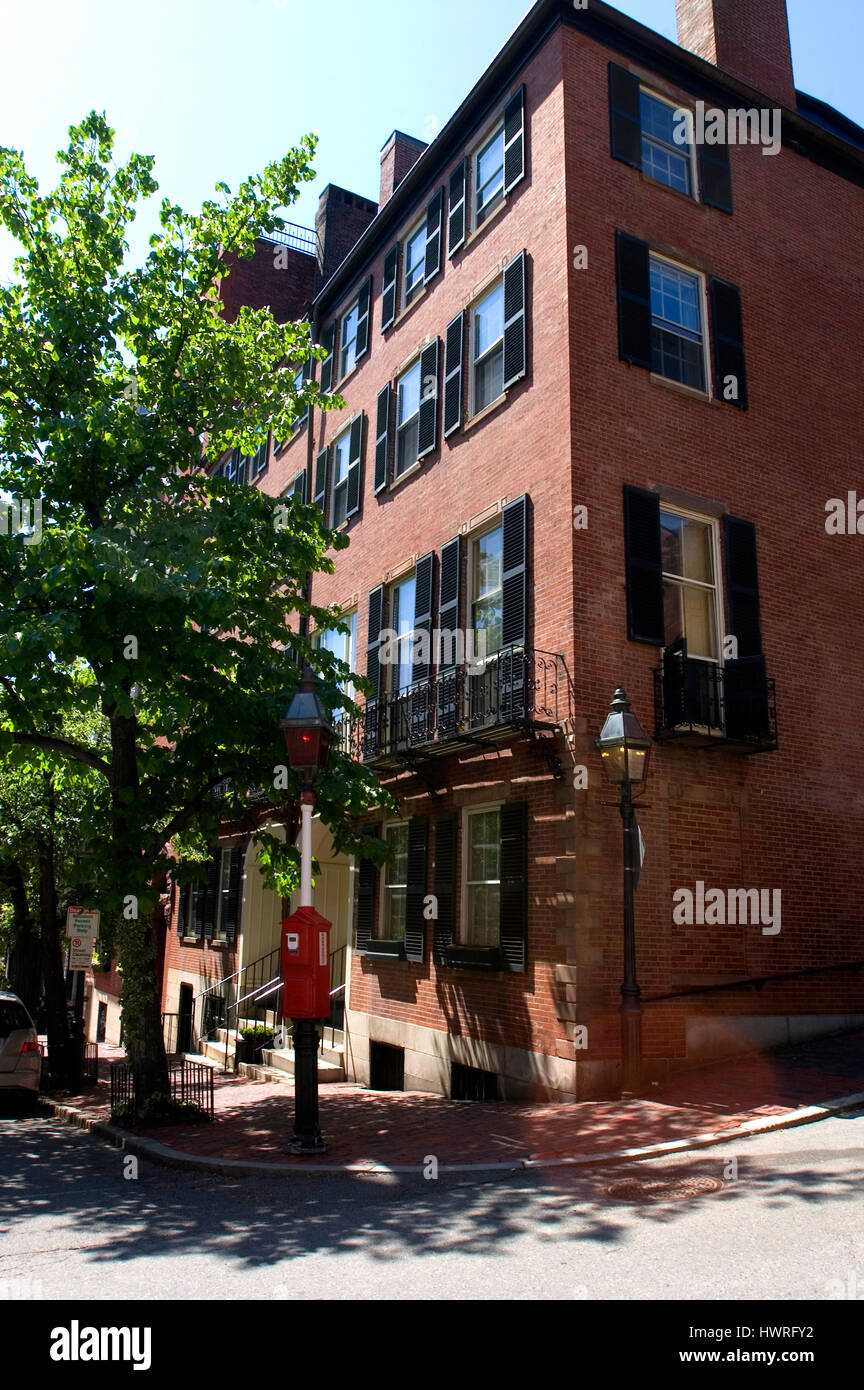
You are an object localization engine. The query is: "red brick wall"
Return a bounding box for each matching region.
[675,0,797,108]
[219,238,315,325]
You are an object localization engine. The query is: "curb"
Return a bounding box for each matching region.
[42,1089,864,1178]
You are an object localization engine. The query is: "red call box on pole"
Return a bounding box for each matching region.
[281,906,332,1019]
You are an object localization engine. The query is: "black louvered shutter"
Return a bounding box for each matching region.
[413,551,435,685]
[443,312,464,438]
[192,871,207,940]
[293,356,311,432]
[320,324,336,393]
[374,384,391,494]
[503,86,526,193]
[417,338,440,459]
[501,495,527,649]
[433,813,458,961]
[699,142,733,213]
[502,251,527,390]
[616,231,652,368]
[355,276,372,359]
[609,63,642,168]
[710,278,748,409]
[222,846,243,944]
[235,454,248,487]
[404,818,429,963]
[499,801,527,973]
[314,446,329,513]
[346,414,364,519]
[448,158,467,257]
[177,883,189,934]
[202,854,221,942]
[723,516,762,658]
[381,245,399,331]
[424,189,444,284]
[437,536,462,738]
[292,471,306,503]
[356,831,379,955]
[623,485,664,645]
[366,585,385,702]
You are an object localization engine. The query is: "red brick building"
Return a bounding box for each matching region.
[163,0,864,1100]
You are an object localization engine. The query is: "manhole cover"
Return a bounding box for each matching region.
[606,1175,724,1203]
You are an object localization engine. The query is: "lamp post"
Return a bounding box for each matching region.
[281,665,333,1153]
[596,687,652,1100]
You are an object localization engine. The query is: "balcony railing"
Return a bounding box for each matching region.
[339,647,569,767]
[259,222,319,258]
[654,641,777,753]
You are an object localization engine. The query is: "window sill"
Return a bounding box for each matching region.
[463,391,508,433]
[457,194,509,256]
[649,373,711,404]
[640,170,703,209]
[443,945,503,973]
[335,357,365,394]
[389,459,423,491]
[363,940,407,962]
[393,285,428,331]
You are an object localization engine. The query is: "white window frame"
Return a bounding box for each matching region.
[649,252,711,397]
[389,571,417,696]
[467,519,504,663]
[639,88,698,199]
[330,427,352,529]
[659,505,723,663]
[339,296,360,381]
[471,116,506,230]
[316,611,358,707]
[395,358,422,478]
[211,847,233,943]
[469,277,506,418]
[402,218,427,310]
[461,804,502,948]
[379,820,410,943]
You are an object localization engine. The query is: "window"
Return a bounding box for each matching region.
[650,257,706,392]
[472,280,505,412]
[660,509,720,660]
[213,849,234,942]
[640,90,693,195]
[403,221,427,308]
[474,123,505,226]
[339,299,360,380]
[318,612,357,707]
[391,573,417,695]
[471,525,503,657]
[396,360,422,476]
[380,822,409,941]
[463,808,501,947]
[331,429,352,527]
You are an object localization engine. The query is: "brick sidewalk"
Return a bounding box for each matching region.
[50,1030,864,1168]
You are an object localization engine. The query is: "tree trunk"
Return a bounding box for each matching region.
[2,861,41,1015]
[37,837,75,1088]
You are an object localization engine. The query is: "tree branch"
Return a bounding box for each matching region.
[10,731,111,777]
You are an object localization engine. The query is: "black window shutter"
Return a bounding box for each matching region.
[710,278,748,409]
[724,656,772,743]
[235,454,248,487]
[623,484,665,645]
[192,871,208,940]
[381,245,399,331]
[447,158,467,258]
[292,471,307,503]
[366,585,385,702]
[503,85,526,193]
[203,854,221,942]
[413,551,435,685]
[417,338,440,459]
[699,142,733,213]
[355,276,372,360]
[404,817,429,964]
[433,812,458,962]
[314,446,329,513]
[320,324,336,393]
[356,830,379,955]
[723,516,763,658]
[177,883,189,934]
[424,189,444,284]
[374,384,392,494]
[501,495,527,649]
[346,414,364,519]
[437,537,462,737]
[502,251,527,390]
[616,230,652,369]
[443,311,465,438]
[222,846,243,944]
[294,356,311,431]
[609,63,642,169]
[499,801,527,973]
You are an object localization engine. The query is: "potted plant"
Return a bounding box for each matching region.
[237,1025,275,1064]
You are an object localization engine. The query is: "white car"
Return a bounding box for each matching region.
[0,992,41,1099]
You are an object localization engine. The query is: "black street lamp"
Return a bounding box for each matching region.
[280,665,333,1153]
[596,687,652,1100]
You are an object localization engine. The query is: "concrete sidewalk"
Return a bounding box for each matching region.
[46,1030,864,1174]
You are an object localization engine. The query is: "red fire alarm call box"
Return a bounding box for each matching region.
[281,906,332,1019]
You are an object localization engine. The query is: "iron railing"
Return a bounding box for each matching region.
[109,1058,215,1121]
[654,644,777,752]
[259,222,318,258]
[353,647,569,767]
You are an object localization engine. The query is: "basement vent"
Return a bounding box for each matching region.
[369,1041,405,1092]
[451,1062,498,1102]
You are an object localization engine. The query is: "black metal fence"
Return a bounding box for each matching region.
[109,1058,215,1121]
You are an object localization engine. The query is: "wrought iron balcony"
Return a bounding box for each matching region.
[654,640,777,753]
[341,647,569,768]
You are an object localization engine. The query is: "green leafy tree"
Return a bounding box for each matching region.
[0,114,391,1100]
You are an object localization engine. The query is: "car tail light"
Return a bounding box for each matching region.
[20,1038,39,1054]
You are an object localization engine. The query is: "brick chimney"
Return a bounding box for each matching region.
[379,131,427,206]
[675,0,796,108]
[314,184,379,290]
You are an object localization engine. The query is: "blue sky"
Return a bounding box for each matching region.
[0,0,861,276]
